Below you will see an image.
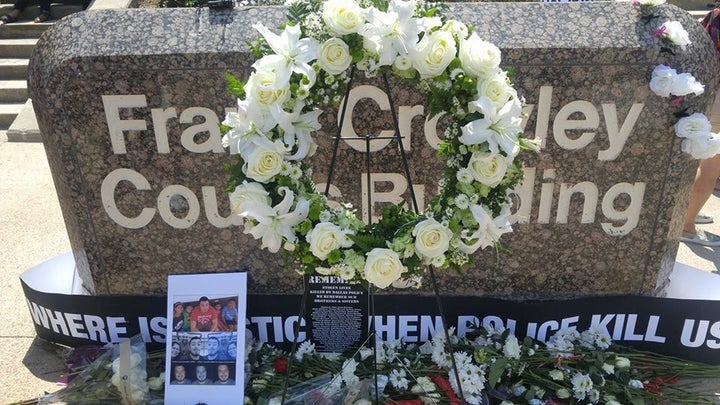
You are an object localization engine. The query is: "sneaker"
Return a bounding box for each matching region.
[0,14,18,24]
[695,212,714,224]
[680,229,720,247]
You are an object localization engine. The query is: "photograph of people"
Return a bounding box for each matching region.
[190,296,219,332]
[172,301,185,332]
[171,341,182,360]
[225,341,237,360]
[182,336,203,361]
[214,300,229,331]
[182,304,193,331]
[214,364,235,385]
[193,365,213,385]
[204,337,221,361]
[171,364,191,385]
[221,299,239,331]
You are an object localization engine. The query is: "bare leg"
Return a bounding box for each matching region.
[683,154,720,234]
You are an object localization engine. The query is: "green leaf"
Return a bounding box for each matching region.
[225,72,245,98]
[287,2,311,25]
[488,357,508,388]
[350,233,386,253]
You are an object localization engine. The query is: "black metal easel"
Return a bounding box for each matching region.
[282,66,468,404]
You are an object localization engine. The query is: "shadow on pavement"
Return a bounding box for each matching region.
[21,337,67,384]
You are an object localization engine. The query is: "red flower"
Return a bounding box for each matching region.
[431,376,462,405]
[273,357,288,374]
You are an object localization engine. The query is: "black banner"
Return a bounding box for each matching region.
[21,278,720,364]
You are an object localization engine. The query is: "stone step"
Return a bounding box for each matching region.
[0,80,27,103]
[0,18,52,40]
[6,99,40,141]
[0,101,23,129]
[0,38,37,58]
[0,4,83,39]
[0,58,29,80]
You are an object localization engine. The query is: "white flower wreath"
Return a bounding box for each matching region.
[222,0,537,289]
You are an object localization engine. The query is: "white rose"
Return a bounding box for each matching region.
[364,248,404,289]
[412,218,452,260]
[477,72,516,107]
[318,38,352,75]
[245,67,290,108]
[671,72,704,96]
[306,222,354,260]
[629,379,644,389]
[615,356,631,368]
[411,30,456,78]
[458,33,501,79]
[243,140,285,183]
[502,335,521,359]
[229,181,271,214]
[555,388,571,399]
[674,113,712,140]
[601,363,615,375]
[467,150,509,187]
[649,64,677,97]
[322,0,365,35]
[660,21,691,50]
[548,369,564,381]
[682,135,720,159]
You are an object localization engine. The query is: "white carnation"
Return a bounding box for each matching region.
[681,135,720,159]
[649,64,677,97]
[675,113,712,140]
[659,20,691,50]
[671,72,704,96]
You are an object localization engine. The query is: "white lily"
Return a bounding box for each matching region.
[253,23,320,86]
[222,99,253,155]
[459,96,523,158]
[241,187,310,253]
[270,100,322,161]
[456,204,512,254]
[359,0,441,66]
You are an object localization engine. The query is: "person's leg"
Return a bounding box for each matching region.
[33,0,51,22]
[682,154,720,244]
[1,0,28,23]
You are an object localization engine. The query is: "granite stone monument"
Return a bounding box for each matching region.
[28,3,719,296]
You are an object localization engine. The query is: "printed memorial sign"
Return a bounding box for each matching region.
[305,275,368,353]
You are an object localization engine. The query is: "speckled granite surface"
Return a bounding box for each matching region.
[28,3,719,296]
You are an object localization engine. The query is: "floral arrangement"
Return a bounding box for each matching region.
[36,337,165,405]
[26,327,720,404]
[634,0,720,159]
[221,0,537,290]
[241,326,720,404]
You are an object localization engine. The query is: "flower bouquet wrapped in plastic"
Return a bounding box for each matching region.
[39,335,162,404]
